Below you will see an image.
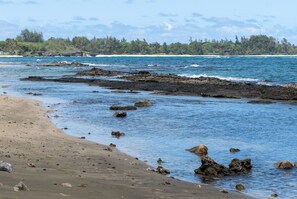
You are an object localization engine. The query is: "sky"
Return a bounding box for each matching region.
[1,0,297,43]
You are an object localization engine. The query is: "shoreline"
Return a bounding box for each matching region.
[0,94,252,199]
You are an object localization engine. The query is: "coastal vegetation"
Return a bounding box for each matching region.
[1,29,297,56]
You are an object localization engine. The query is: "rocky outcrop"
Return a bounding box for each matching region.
[235,184,246,191]
[274,161,294,169]
[111,131,125,138]
[187,144,208,156]
[153,166,170,175]
[77,68,126,76]
[113,111,127,118]
[229,158,252,174]
[195,157,252,178]
[23,68,297,102]
[194,156,231,178]
[38,62,88,67]
[134,100,152,107]
[229,148,240,153]
[110,105,137,111]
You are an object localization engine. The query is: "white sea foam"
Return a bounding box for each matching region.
[179,74,260,83]
[83,63,111,67]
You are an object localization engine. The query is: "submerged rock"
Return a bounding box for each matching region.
[229,148,240,153]
[134,100,152,107]
[111,131,125,138]
[194,156,230,178]
[38,62,88,67]
[274,161,294,169]
[157,158,164,164]
[77,67,125,76]
[271,193,279,197]
[110,105,137,111]
[113,111,127,118]
[0,160,13,172]
[187,144,208,156]
[229,158,252,174]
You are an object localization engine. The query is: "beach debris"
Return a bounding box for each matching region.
[110,105,137,111]
[274,160,294,169]
[153,166,170,175]
[187,144,208,156]
[111,131,125,138]
[229,148,240,153]
[0,160,13,172]
[113,111,127,118]
[27,162,36,168]
[109,143,116,148]
[235,183,246,191]
[61,183,72,188]
[157,158,164,164]
[194,156,230,177]
[104,147,113,152]
[271,193,279,197]
[229,158,252,174]
[134,99,152,107]
[14,181,30,192]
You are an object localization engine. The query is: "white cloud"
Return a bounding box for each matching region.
[164,22,173,31]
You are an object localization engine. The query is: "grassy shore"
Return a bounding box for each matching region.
[0,94,252,199]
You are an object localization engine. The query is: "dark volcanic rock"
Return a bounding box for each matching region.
[77,68,125,76]
[22,68,297,103]
[194,156,230,178]
[110,105,137,111]
[229,158,252,174]
[235,184,246,191]
[229,148,240,153]
[111,131,125,138]
[113,111,127,118]
[38,62,88,67]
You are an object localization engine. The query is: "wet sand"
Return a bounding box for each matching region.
[0,95,252,199]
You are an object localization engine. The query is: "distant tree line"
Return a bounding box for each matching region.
[1,29,297,56]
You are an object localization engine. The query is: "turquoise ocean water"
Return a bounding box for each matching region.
[0,56,297,198]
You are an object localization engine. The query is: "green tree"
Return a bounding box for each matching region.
[16,29,44,42]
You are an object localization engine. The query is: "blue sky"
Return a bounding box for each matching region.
[1,0,297,43]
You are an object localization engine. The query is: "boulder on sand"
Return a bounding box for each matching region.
[111,131,125,138]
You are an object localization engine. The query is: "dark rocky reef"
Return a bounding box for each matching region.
[21,68,297,102]
[77,68,126,76]
[37,62,89,67]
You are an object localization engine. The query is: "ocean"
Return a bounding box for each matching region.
[0,56,297,198]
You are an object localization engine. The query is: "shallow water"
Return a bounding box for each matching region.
[1,56,297,198]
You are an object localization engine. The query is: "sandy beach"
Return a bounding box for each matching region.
[0,94,252,199]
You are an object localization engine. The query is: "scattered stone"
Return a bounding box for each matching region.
[220,189,229,194]
[187,144,208,156]
[229,158,252,174]
[235,184,245,191]
[134,100,152,107]
[274,160,294,169]
[0,160,13,172]
[271,193,279,197]
[27,162,36,168]
[113,111,127,118]
[137,71,150,75]
[14,181,30,192]
[104,147,113,152]
[78,183,88,188]
[229,148,240,153]
[111,131,125,138]
[194,156,230,178]
[109,143,116,148]
[110,105,137,111]
[80,136,86,139]
[153,166,170,175]
[61,183,72,188]
[157,158,164,164]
